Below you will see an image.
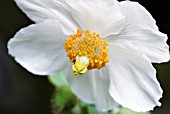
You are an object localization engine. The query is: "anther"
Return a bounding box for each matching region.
[64,29,109,75]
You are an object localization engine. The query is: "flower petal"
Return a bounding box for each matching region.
[15,0,78,34]
[66,67,118,112]
[117,1,169,63]
[65,0,125,37]
[107,40,163,112]
[8,19,70,75]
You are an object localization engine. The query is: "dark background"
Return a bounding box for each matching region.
[0,0,170,114]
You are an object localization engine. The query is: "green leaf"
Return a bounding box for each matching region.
[48,71,77,112]
[48,71,68,88]
[87,105,112,114]
[71,100,89,114]
[55,86,76,108]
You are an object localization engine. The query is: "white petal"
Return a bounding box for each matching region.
[8,19,70,75]
[107,40,163,112]
[65,0,125,37]
[66,67,118,112]
[15,0,78,34]
[117,1,169,63]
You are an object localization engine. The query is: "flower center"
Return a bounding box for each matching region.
[64,29,109,75]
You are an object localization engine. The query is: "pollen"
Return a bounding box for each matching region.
[64,29,109,74]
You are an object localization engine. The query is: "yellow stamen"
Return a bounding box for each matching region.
[65,29,109,75]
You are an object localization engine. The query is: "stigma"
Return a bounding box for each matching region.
[65,29,109,75]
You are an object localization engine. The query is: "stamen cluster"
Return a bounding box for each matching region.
[65,29,109,70]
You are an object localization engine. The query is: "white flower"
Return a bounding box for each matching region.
[8,0,169,112]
